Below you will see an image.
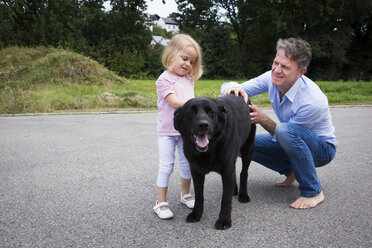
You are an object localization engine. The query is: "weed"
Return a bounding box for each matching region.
[1,47,371,114]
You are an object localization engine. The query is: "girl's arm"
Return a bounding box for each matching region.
[165,93,187,109]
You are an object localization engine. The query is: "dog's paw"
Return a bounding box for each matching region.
[215,219,232,230]
[186,211,202,223]
[238,193,251,203]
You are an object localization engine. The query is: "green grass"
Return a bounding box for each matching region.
[317,81,372,104]
[1,46,372,114]
[125,79,372,108]
[0,46,154,113]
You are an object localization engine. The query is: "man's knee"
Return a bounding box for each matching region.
[275,123,300,145]
[275,123,292,138]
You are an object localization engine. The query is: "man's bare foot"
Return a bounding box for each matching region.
[275,171,296,187]
[290,191,324,209]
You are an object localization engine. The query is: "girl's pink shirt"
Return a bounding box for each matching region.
[156,70,194,136]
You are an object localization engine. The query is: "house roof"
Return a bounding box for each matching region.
[150,14,160,21]
[143,13,160,21]
[151,35,171,46]
[161,18,178,25]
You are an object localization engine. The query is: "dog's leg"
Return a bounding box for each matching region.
[233,182,238,196]
[186,168,205,223]
[215,170,235,230]
[239,124,256,203]
[239,142,251,203]
[233,171,238,196]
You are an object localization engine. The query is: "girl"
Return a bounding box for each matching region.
[153,34,203,219]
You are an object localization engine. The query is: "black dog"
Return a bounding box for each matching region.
[174,94,256,230]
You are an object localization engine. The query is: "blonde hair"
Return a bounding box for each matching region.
[162,34,203,81]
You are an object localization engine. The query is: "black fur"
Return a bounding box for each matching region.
[174,94,256,230]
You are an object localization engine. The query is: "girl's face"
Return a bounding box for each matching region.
[172,46,198,77]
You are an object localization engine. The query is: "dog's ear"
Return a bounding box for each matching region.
[173,106,183,132]
[216,100,227,129]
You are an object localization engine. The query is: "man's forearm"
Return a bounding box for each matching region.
[260,115,277,136]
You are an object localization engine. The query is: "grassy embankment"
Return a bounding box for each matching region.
[1,46,372,114]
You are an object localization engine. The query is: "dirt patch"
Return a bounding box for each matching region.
[100,92,123,103]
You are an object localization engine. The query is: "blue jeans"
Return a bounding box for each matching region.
[253,123,337,197]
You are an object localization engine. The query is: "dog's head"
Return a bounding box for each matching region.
[174,97,226,152]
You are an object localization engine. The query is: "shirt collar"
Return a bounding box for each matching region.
[284,77,303,102]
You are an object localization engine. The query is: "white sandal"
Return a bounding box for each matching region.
[153,201,174,219]
[180,193,195,209]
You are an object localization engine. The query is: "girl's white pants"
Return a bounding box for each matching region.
[156,135,191,187]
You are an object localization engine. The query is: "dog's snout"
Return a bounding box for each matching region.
[198,120,209,130]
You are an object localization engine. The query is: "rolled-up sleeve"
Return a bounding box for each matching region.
[220,82,240,95]
[220,71,271,97]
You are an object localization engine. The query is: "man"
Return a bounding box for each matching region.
[221,38,338,209]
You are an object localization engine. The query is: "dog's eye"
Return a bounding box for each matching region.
[191,105,198,116]
[205,107,213,116]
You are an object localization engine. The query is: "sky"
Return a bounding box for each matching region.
[103,0,178,18]
[146,0,178,17]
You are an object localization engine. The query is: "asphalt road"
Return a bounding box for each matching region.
[1,106,371,247]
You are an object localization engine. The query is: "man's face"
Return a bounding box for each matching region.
[271,49,306,90]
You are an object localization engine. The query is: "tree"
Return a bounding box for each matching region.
[99,0,151,76]
[175,0,219,32]
[152,26,167,37]
[0,0,46,46]
[175,0,241,78]
[213,0,372,80]
[79,0,106,48]
[342,0,372,80]
[1,0,370,80]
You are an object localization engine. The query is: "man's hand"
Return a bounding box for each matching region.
[223,87,248,103]
[249,104,276,135]
[249,104,264,124]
